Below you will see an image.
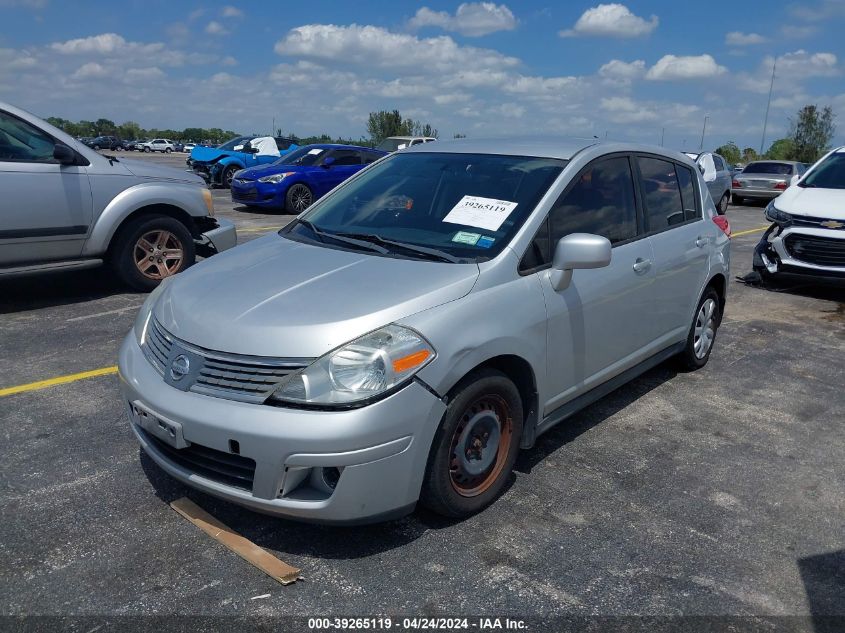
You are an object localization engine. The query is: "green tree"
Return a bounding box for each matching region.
[93,118,116,136]
[741,147,759,164]
[367,110,405,144]
[714,141,740,165]
[788,104,836,163]
[765,138,794,160]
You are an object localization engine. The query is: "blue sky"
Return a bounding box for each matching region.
[1,0,843,151]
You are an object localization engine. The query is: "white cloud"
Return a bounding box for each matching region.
[221,55,238,67]
[275,24,519,72]
[222,5,243,18]
[645,54,727,80]
[790,0,845,22]
[409,2,517,37]
[781,24,817,38]
[205,21,229,36]
[725,31,767,45]
[0,0,47,7]
[560,3,658,38]
[71,62,107,80]
[600,96,658,122]
[599,59,646,80]
[125,67,165,81]
[51,33,130,55]
[768,49,839,78]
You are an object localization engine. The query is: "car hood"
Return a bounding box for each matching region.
[119,158,205,185]
[153,233,480,358]
[775,186,845,220]
[236,163,310,180]
[189,146,236,164]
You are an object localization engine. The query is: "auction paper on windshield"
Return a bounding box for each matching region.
[443,196,518,232]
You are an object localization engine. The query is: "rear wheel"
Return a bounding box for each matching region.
[111,214,195,291]
[165,147,172,153]
[717,192,729,214]
[678,288,721,370]
[144,146,151,153]
[286,183,313,213]
[421,369,523,518]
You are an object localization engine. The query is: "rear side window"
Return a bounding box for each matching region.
[548,156,638,246]
[638,157,686,232]
[713,155,725,171]
[676,164,700,221]
[363,151,382,164]
[742,162,793,175]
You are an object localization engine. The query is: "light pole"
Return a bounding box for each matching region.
[699,115,709,151]
[760,60,776,155]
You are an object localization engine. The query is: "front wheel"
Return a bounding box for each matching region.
[144,147,151,153]
[420,369,523,518]
[221,165,239,188]
[165,148,172,153]
[678,288,721,370]
[285,183,313,213]
[110,215,196,291]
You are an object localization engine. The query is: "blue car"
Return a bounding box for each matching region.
[230,144,387,212]
[187,135,298,188]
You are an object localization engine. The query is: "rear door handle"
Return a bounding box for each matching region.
[632,258,651,274]
[695,237,707,248]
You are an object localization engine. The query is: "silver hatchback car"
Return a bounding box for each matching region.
[119,139,731,523]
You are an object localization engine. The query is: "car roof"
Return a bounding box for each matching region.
[746,159,802,165]
[302,143,384,152]
[402,136,690,162]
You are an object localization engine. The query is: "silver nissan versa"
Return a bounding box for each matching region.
[119,138,731,524]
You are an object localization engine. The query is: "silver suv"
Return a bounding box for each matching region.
[120,139,731,523]
[0,102,236,290]
[685,151,732,214]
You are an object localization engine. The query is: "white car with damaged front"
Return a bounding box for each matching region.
[754,146,845,279]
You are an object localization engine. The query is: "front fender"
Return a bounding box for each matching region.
[82,182,209,256]
[216,156,246,170]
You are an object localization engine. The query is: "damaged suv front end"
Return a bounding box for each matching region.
[753,147,845,279]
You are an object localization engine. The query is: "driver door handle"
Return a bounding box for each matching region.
[632,258,651,274]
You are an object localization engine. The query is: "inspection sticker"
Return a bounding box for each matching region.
[452,231,481,245]
[307,148,324,155]
[443,195,518,232]
[477,236,495,248]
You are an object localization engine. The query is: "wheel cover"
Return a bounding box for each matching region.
[290,185,313,212]
[133,230,184,280]
[720,194,728,212]
[449,394,513,497]
[224,168,236,187]
[694,298,717,359]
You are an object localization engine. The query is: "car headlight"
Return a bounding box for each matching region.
[269,325,435,407]
[133,277,173,345]
[258,172,295,184]
[765,201,792,223]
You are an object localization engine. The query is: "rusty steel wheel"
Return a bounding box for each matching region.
[133,230,184,280]
[448,394,513,497]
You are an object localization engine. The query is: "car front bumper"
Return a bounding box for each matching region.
[118,333,447,523]
[196,217,237,255]
[757,225,845,277]
[230,180,285,208]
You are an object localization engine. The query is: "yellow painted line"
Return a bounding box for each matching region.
[0,366,118,397]
[732,225,769,238]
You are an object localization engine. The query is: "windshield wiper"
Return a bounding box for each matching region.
[332,232,462,263]
[296,219,387,253]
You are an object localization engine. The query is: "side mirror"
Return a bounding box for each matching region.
[53,143,76,165]
[550,233,612,291]
[321,156,336,168]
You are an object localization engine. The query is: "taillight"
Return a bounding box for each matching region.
[774,181,788,190]
[713,215,731,237]
[732,179,741,188]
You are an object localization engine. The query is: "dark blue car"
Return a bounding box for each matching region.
[230,144,387,212]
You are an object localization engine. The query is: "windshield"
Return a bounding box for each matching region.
[275,146,326,167]
[283,152,566,262]
[742,162,793,175]
[800,152,845,189]
[376,138,410,152]
[217,135,254,151]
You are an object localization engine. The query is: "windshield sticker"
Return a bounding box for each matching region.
[477,236,495,248]
[443,195,518,232]
[307,148,324,155]
[452,231,481,245]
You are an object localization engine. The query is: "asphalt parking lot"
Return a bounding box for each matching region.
[1,151,843,625]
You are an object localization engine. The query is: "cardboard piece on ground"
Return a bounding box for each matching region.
[170,497,301,585]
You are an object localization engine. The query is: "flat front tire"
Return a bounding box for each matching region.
[420,369,523,518]
[678,287,721,370]
[111,214,195,291]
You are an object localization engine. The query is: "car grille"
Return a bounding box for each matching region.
[232,188,257,201]
[784,233,845,267]
[141,428,256,491]
[791,215,845,230]
[142,317,311,403]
